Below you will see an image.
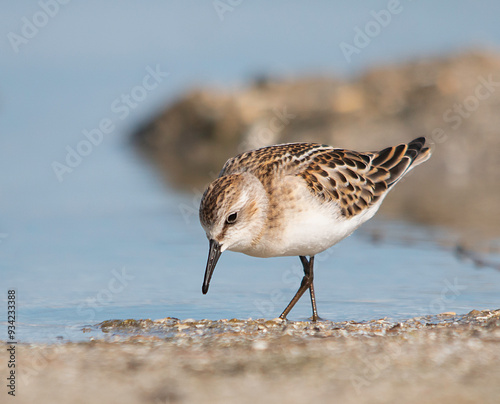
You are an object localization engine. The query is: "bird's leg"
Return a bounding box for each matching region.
[303,256,320,322]
[280,255,319,322]
[306,258,319,322]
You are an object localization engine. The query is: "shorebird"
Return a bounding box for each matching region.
[199,137,431,321]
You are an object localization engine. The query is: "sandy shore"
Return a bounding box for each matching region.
[3,309,500,404]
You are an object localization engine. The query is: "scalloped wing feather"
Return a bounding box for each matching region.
[220,138,431,219]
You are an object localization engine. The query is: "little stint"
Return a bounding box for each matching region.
[199,137,431,321]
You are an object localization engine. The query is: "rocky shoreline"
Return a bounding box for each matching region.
[4,309,500,403]
[133,51,500,238]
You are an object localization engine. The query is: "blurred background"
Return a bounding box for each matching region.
[1,1,500,342]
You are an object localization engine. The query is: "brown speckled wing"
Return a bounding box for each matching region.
[298,137,431,218]
[219,138,430,219]
[219,143,330,177]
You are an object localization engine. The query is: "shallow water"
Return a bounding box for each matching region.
[2,2,500,344]
[1,140,499,344]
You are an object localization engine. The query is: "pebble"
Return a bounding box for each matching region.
[91,310,500,345]
[252,340,269,351]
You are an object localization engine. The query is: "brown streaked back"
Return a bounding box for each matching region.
[218,137,431,219]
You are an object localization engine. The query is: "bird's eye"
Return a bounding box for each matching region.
[226,212,238,224]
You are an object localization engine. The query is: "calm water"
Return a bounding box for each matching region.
[2,2,500,343]
[2,141,500,343]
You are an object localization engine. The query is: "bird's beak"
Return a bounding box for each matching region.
[202,239,222,294]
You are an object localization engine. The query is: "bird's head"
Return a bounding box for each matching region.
[199,172,268,294]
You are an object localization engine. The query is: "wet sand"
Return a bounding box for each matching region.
[3,309,499,404]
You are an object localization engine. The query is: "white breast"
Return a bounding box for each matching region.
[241,180,384,258]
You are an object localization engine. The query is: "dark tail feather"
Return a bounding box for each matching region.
[410,138,432,167]
[371,137,431,188]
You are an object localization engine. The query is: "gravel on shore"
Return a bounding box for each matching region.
[3,309,500,404]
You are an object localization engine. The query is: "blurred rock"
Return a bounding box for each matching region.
[133,51,500,236]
